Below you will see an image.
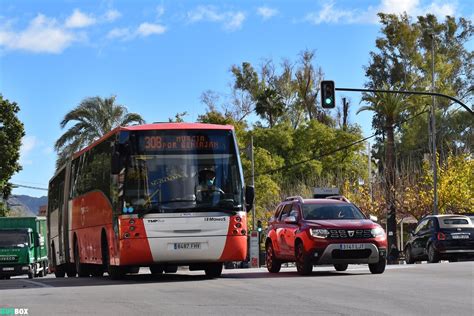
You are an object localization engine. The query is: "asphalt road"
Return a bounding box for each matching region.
[0,262,472,316]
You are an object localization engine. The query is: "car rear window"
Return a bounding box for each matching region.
[443,218,468,225]
[438,217,473,229]
[302,204,365,220]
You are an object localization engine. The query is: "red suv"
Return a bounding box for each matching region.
[265,196,387,275]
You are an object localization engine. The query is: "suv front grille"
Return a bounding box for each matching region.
[328,229,372,239]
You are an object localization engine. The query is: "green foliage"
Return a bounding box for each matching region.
[0,202,8,217]
[55,95,145,169]
[0,95,25,199]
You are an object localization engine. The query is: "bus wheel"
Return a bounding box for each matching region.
[74,241,90,277]
[102,238,125,280]
[52,244,66,278]
[150,265,164,275]
[204,263,223,278]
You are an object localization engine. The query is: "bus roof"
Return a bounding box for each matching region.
[73,123,235,159]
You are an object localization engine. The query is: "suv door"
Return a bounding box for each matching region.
[284,205,301,259]
[276,204,292,258]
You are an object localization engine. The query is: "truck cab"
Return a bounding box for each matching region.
[0,217,48,279]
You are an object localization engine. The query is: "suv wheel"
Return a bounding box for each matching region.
[427,244,440,263]
[266,242,281,273]
[334,264,348,271]
[369,257,386,274]
[405,246,415,264]
[295,242,312,276]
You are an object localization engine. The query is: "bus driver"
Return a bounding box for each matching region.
[195,168,224,203]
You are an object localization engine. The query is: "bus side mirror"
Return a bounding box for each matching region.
[245,186,255,212]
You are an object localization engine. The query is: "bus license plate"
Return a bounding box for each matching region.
[174,242,201,250]
[340,243,365,250]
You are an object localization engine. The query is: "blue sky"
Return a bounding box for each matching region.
[1,0,472,197]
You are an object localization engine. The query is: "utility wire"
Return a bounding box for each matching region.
[11,183,48,191]
[248,109,430,179]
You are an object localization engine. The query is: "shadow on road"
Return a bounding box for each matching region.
[0,268,369,290]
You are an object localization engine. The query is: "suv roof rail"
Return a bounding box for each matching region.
[325,195,351,203]
[284,196,304,203]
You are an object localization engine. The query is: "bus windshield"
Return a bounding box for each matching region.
[0,231,29,248]
[123,129,243,214]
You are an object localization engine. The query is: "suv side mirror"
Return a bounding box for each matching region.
[369,215,378,222]
[245,185,255,212]
[284,216,298,224]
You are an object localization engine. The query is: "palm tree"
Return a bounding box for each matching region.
[357,88,406,263]
[54,96,145,168]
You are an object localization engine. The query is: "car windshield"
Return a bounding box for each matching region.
[302,204,365,220]
[0,231,28,248]
[123,130,243,214]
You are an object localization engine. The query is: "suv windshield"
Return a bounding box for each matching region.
[302,204,365,220]
[123,130,243,214]
[0,231,28,248]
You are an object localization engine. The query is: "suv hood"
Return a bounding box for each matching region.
[304,219,377,229]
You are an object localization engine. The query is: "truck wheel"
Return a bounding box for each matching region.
[28,267,35,279]
[43,262,48,276]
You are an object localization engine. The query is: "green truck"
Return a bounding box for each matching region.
[0,217,48,279]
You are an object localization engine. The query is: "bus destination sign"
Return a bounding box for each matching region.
[143,135,221,151]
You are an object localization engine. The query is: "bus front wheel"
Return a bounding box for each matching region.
[204,263,223,278]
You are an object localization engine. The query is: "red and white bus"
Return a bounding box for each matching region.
[48,123,254,279]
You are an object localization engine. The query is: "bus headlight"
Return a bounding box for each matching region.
[310,229,329,239]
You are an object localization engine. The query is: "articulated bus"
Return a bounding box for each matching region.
[48,123,254,279]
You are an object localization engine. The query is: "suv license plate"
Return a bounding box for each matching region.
[340,243,365,250]
[174,242,201,250]
[452,234,469,239]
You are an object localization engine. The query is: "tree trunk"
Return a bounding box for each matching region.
[385,120,398,264]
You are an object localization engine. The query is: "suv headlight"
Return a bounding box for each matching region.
[371,227,385,237]
[310,228,329,239]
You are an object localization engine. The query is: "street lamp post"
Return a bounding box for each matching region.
[430,33,438,215]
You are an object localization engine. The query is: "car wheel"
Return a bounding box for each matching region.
[266,242,281,273]
[427,243,440,263]
[369,256,386,274]
[334,264,348,271]
[204,263,223,278]
[295,242,312,276]
[405,246,415,264]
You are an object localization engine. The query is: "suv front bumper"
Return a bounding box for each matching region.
[310,244,386,264]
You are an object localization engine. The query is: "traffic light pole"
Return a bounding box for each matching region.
[334,87,473,115]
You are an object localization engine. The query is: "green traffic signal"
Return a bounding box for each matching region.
[321,80,336,109]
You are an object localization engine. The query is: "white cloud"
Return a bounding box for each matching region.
[137,22,166,36]
[108,23,166,41]
[65,9,96,28]
[156,5,165,19]
[305,2,357,24]
[107,27,132,40]
[0,14,76,53]
[304,0,459,25]
[257,7,278,20]
[186,6,246,31]
[20,136,37,165]
[103,9,121,22]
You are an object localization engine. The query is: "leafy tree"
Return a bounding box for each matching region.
[0,95,25,204]
[54,96,145,168]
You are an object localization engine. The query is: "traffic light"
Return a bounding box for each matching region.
[257,220,262,233]
[321,80,336,109]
